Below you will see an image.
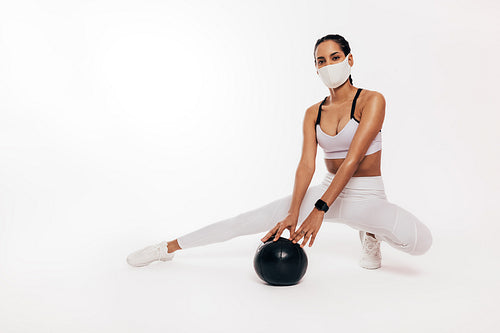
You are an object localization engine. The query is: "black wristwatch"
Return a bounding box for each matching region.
[314,199,329,213]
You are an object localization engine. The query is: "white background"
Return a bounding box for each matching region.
[1,0,499,332]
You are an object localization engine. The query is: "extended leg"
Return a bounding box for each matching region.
[174,183,332,250]
[127,183,329,267]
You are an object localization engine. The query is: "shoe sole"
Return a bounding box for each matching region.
[126,253,175,267]
[127,260,151,267]
[359,260,381,269]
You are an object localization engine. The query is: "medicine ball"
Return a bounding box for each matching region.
[253,236,308,286]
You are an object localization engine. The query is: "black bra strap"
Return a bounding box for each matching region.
[315,96,328,125]
[350,88,363,119]
[315,88,381,141]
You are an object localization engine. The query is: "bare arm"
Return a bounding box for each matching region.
[319,92,386,206]
[288,107,318,217]
[288,166,314,217]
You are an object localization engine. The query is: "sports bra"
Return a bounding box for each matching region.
[315,88,382,159]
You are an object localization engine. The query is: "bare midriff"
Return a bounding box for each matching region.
[325,150,381,177]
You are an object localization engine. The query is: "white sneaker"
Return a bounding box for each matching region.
[126,241,175,267]
[358,230,381,269]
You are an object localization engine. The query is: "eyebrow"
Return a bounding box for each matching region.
[316,52,340,60]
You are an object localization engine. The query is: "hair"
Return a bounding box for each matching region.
[313,34,353,85]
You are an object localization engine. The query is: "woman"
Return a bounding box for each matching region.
[126,34,433,270]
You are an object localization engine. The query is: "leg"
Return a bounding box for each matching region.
[174,182,333,250]
[127,180,330,267]
[331,197,433,255]
[315,172,432,256]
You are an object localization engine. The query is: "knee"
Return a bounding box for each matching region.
[392,207,433,256]
[409,223,433,256]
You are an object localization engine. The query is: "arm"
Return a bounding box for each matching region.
[319,92,386,207]
[288,166,314,217]
[288,107,318,217]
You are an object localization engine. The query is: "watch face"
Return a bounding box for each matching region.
[315,200,328,212]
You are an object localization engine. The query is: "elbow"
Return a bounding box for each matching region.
[343,156,362,169]
[298,162,315,173]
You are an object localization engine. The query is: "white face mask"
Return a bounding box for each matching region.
[317,53,351,88]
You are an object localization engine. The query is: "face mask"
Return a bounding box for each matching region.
[317,53,351,88]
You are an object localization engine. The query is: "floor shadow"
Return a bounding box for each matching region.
[379,263,422,276]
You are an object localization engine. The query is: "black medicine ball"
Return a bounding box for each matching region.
[253,236,308,286]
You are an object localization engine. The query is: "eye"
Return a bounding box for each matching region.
[318,60,323,64]
[333,56,340,60]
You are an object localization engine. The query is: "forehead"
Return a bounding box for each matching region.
[315,41,342,59]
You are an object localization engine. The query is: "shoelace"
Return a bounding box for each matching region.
[155,242,166,260]
[363,236,380,257]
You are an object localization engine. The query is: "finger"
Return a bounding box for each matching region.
[292,229,305,243]
[261,225,278,242]
[309,233,316,247]
[274,225,285,241]
[289,227,300,242]
[292,221,308,242]
[300,231,313,248]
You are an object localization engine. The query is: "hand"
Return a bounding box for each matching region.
[289,208,324,248]
[261,213,298,243]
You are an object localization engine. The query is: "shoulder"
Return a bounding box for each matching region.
[304,98,325,121]
[360,89,385,109]
[358,89,386,119]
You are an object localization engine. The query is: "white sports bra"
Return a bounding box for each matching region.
[315,88,382,159]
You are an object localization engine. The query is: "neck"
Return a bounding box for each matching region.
[327,82,357,104]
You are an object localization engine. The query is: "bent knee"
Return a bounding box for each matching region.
[409,224,433,255]
[392,207,433,256]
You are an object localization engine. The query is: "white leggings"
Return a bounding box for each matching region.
[176,172,433,255]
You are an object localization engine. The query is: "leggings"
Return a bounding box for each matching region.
[176,172,433,255]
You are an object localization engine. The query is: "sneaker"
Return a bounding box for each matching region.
[126,241,175,267]
[358,230,381,269]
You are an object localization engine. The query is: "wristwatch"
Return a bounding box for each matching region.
[314,199,329,213]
